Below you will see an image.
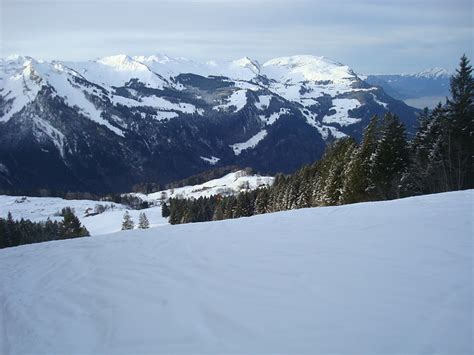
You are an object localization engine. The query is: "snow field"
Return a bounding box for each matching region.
[0,195,167,236]
[0,190,472,354]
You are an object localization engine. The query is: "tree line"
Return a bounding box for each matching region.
[165,55,473,225]
[0,207,89,249]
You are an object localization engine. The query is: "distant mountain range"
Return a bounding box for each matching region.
[0,54,418,193]
[365,67,451,108]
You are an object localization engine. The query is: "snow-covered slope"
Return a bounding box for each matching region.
[0,170,272,234]
[132,170,274,202]
[0,195,168,236]
[0,190,471,354]
[0,53,388,130]
[262,55,357,84]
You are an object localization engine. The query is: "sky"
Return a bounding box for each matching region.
[1,0,472,74]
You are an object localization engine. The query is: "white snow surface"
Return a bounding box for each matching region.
[254,94,272,110]
[323,98,362,126]
[0,59,42,123]
[213,89,248,112]
[0,195,167,236]
[71,54,168,89]
[259,107,291,125]
[0,190,472,354]
[371,92,388,108]
[262,55,356,84]
[0,170,272,235]
[137,170,274,202]
[409,67,451,79]
[230,130,268,155]
[1,54,375,131]
[200,156,220,165]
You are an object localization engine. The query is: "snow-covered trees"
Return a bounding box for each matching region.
[121,211,135,230]
[1,208,90,249]
[404,55,473,193]
[138,213,150,229]
[371,113,409,199]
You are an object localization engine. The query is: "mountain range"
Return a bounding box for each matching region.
[365,67,451,108]
[0,54,419,193]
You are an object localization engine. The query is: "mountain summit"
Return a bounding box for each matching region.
[0,54,418,192]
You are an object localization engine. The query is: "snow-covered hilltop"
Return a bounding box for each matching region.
[0,170,273,235]
[134,170,274,202]
[0,190,471,354]
[0,53,418,193]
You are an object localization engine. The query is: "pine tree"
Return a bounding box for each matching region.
[138,212,150,229]
[235,192,252,217]
[212,200,225,220]
[359,115,381,199]
[446,54,474,189]
[161,202,171,218]
[403,108,432,194]
[341,143,363,204]
[319,138,356,205]
[4,212,15,247]
[61,207,89,238]
[121,211,135,230]
[223,197,237,219]
[254,188,270,214]
[372,113,408,199]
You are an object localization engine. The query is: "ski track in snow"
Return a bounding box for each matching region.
[0,190,472,354]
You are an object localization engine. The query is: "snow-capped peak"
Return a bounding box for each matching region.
[96,54,150,72]
[231,57,261,74]
[410,67,450,79]
[4,54,32,62]
[262,55,357,83]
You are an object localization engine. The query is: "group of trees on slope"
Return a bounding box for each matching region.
[166,55,473,225]
[121,211,150,230]
[0,207,89,249]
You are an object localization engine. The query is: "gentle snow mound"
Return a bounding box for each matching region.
[0,191,472,354]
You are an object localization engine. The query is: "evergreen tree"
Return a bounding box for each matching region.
[403,108,433,194]
[321,138,356,205]
[223,197,237,219]
[121,211,135,230]
[446,54,474,189]
[213,199,225,220]
[1,214,85,249]
[161,202,170,218]
[254,188,270,214]
[235,192,253,217]
[5,212,15,247]
[61,207,89,238]
[372,113,409,199]
[138,212,150,229]
[359,115,381,199]
[341,143,363,204]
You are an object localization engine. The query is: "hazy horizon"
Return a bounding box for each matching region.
[1,0,472,74]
